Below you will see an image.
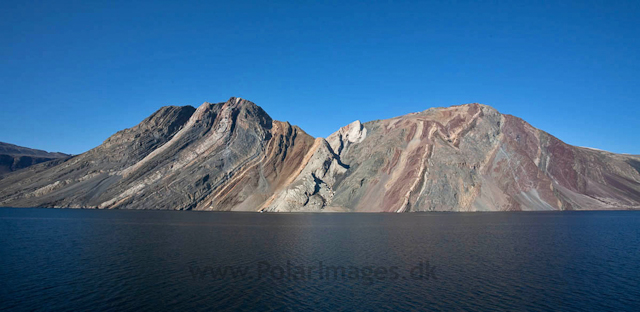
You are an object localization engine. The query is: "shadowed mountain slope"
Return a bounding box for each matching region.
[0,142,69,175]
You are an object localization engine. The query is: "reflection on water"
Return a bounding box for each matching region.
[1,208,639,311]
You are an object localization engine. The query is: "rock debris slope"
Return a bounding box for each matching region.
[0,98,638,211]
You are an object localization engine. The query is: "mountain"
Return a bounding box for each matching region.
[0,142,69,175]
[0,97,638,211]
[0,98,315,210]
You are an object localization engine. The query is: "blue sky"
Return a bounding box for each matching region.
[1,0,638,155]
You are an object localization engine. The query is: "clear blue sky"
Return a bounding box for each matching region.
[1,0,638,155]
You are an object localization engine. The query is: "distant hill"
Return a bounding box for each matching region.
[0,142,69,175]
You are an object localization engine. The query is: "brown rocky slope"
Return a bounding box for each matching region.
[0,98,638,211]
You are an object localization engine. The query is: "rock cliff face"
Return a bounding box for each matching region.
[0,98,315,210]
[0,98,638,211]
[326,104,640,211]
[0,142,69,175]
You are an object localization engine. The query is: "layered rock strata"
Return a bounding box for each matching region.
[1,98,638,211]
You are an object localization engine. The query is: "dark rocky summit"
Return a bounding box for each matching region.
[0,142,69,175]
[0,97,638,211]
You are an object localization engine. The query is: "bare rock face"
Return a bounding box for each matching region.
[0,98,314,210]
[326,120,367,157]
[0,142,69,175]
[325,104,640,211]
[263,138,347,212]
[0,98,638,211]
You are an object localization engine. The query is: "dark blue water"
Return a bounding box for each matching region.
[1,208,639,311]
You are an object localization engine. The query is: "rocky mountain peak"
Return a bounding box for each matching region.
[0,98,638,212]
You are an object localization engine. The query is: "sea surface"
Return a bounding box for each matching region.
[1,208,639,311]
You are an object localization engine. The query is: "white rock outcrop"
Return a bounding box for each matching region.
[326,120,367,157]
[266,138,347,212]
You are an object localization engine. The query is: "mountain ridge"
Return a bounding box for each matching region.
[0,97,638,211]
[0,142,70,175]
